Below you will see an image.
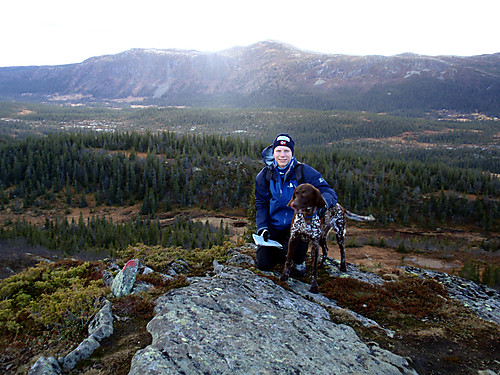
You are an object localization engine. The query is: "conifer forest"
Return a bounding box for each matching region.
[0,102,498,284]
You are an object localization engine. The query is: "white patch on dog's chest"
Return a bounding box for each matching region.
[291,213,322,239]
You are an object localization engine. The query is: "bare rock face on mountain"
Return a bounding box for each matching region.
[129,264,417,374]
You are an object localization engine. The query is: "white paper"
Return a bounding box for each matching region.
[252,233,283,248]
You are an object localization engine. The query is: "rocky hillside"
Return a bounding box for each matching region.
[17,244,500,375]
[1,41,499,115]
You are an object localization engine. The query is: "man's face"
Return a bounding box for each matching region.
[273,146,292,168]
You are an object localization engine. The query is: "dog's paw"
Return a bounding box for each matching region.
[280,273,289,282]
[340,262,347,272]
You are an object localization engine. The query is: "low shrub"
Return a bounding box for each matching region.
[320,275,449,329]
[0,260,109,337]
[115,241,232,275]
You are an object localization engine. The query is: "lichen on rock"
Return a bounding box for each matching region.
[129,264,417,374]
[112,259,140,298]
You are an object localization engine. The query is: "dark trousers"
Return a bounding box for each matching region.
[256,227,308,271]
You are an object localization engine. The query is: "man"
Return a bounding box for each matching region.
[254,133,337,274]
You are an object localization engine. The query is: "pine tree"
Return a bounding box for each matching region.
[80,192,88,208]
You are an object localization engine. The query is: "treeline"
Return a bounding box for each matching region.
[303,148,499,230]
[0,131,261,214]
[0,215,230,255]
[459,259,500,288]
[0,130,498,233]
[1,103,498,174]
[130,107,500,173]
[140,76,500,116]
[186,77,500,116]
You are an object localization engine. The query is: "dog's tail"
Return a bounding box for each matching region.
[345,209,375,222]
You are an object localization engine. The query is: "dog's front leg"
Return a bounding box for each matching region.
[280,235,298,282]
[309,241,319,293]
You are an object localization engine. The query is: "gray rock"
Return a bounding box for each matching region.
[102,270,114,287]
[112,259,140,298]
[129,265,416,374]
[141,266,155,275]
[29,299,114,374]
[27,356,61,375]
[226,251,256,267]
[88,299,114,341]
[212,259,224,274]
[226,245,257,268]
[324,257,385,285]
[62,336,100,371]
[170,259,190,274]
[163,259,190,277]
[132,281,154,294]
[286,277,395,338]
[158,272,175,282]
[477,370,498,375]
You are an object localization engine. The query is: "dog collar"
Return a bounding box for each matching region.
[303,208,320,219]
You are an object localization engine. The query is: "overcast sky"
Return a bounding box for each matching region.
[1,0,498,67]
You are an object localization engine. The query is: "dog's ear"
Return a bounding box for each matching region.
[315,188,326,208]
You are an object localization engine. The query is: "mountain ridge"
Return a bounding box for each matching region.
[1,41,499,115]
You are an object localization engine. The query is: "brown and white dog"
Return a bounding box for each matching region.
[280,183,375,293]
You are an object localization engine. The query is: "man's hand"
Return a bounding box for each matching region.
[258,229,270,241]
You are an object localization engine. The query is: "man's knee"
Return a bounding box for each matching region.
[256,246,284,270]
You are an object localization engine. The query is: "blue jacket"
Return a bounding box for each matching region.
[255,146,337,232]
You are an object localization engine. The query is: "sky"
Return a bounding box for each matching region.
[1,0,499,67]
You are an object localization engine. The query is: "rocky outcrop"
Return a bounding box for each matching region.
[27,246,500,375]
[28,298,114,374]
[129,264,417,374]
[27,356,61,375]
[88,298,114,340]
[28,257,164,374]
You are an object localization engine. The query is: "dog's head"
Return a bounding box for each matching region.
[288,183,326,214]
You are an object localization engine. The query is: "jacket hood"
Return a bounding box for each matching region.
[261,145,275,167]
